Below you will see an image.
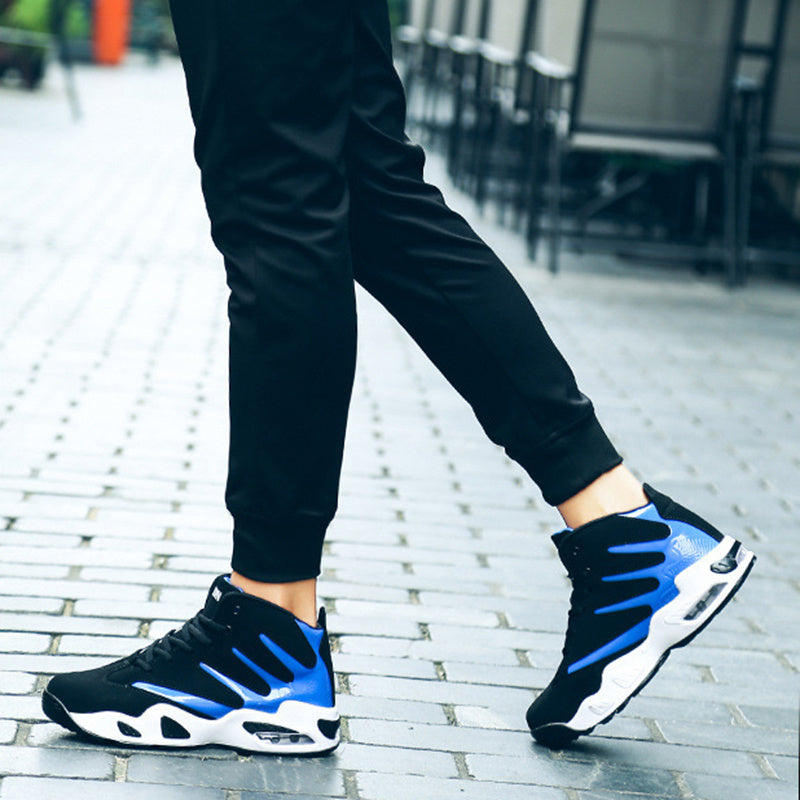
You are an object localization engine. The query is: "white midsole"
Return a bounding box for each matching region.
[564,535,754,733]
[69,700,339,754]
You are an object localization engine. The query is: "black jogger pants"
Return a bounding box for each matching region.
[168,0,622,582]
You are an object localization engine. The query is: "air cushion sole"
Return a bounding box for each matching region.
[41,690,339,756]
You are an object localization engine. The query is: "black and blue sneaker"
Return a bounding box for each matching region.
[527,484,755,748]
[42,575,340,754]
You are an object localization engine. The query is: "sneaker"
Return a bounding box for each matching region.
[527,484,755,748]
[42,575,340,754]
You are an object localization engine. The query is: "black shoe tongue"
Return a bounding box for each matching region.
[204,574,243,616]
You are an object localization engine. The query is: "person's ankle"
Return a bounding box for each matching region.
[230,572,318,627]
[557,465,648,529]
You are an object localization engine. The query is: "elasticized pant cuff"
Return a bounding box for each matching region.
[519,412,623,507]
[231,511,327,583]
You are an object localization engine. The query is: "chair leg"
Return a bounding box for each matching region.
[547,117,563,275]
[736,153,754,288]
[524,122,541,259]
[689,168,710,275]
[511,119,530,231]
[722,133,738,287]
[447,59,465,180]
[475,98,499,213]
[692,169,710,241]
[53,0,82,120]
[524,79,544,259]
[736,90,761,288]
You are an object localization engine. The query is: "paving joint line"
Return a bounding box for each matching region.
[671,772,693,800]
[727,703,751,727]
[774,652,798,672]
[13,722,31,747]
[114,754,130,782]
[453,751,472,779]
[515,649,533,667]
[752,753,779,779]
[644,718,668,743]
[342,768,360,799]
[698,665,717,683]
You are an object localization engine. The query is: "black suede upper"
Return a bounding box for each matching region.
[47,576,329,718]
[644,483,723,542]
[529,488,715,733]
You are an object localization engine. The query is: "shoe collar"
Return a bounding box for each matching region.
[203,574,244,618]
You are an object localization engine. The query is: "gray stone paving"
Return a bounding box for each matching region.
[1,57,798,800]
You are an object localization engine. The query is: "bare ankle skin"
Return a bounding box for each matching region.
[230,572,318,627]
[557,465,648,529]
[230,466,646,619]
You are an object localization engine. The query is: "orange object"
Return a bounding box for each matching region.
[93,0,131,65]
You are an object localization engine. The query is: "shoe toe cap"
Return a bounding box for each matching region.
[45,662,155,717]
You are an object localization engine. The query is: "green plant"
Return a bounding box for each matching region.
[1,0,49,32]
[0,0,90,38]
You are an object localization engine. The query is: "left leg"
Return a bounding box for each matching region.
[344,0,756,748]
[41,0,358,755]
[346,0,625,509]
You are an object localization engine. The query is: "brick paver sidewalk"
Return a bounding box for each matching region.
[0,57,797,800]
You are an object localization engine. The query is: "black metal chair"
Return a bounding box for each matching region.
[737,0,800,279]
[444,0,490,186]
[418,0,471,147]
[467,0,540,217]
[395,0,435,126]
[398,0,468,144]
[529,0,748,284]
[444,0,537,201]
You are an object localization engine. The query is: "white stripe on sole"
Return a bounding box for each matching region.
[67,699,339,754]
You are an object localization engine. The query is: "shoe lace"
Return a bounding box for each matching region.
[133,611,229,671]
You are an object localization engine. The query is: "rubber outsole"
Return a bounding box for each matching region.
[530,549,756,749]
[41,690,340,756]
[42,690,84,736]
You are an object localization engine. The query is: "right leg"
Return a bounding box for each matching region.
[346,0,622,506]
[169,0,357,586]
[42,0,355,754]
[345,1,755,751]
